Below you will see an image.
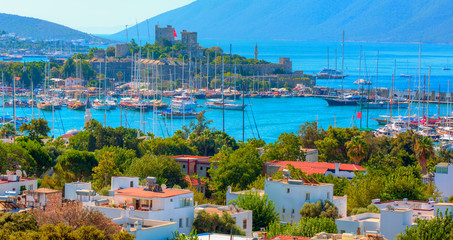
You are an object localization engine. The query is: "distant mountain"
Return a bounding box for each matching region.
[111,0,453,44]
[0,13,112,43]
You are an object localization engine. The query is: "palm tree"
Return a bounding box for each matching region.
[414,136,434,175]
[345,136,369,164]
[0,123,16,138]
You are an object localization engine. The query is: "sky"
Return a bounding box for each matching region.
[0,0,195,34]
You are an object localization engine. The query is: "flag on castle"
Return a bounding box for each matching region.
[173,29,177,38]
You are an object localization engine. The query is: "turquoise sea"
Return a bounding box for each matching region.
[2,40,453,142]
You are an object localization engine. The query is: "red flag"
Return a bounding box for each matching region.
[357,112,362,119]
[173,29,177,38]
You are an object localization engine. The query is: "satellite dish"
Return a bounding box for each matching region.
[16,170,22,177]
[161,184,167,190]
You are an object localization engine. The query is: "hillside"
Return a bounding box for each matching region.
[111,0,453,44]
[0,13,111,43]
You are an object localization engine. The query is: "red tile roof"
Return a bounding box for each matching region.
[268,161,365,175]
[114,187,192,199]
[185,175,205,186]
[60,134,74,138]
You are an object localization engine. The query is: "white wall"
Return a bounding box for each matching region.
[130,222,177,240]
[380,209,413,240]
[111,177,139,191]
[0,179,37,195]
[434,165,453,199]
[64,182,91,200]
[231,210,253,236]
[332,196,348,218]
[265,179,333,223]
[336,213,380,235]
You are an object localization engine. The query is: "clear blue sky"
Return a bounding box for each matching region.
[0,0,195,34]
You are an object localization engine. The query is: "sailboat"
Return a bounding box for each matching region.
[400,60,411,78]
[443,58,451,71]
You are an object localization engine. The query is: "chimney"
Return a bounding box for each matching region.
[335,163,340,176]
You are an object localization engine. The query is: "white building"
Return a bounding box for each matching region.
[265,177,347,223]
[336,200,451,240]
[93,176,194,235]
[110,176,139,195]
[123,218,177,240]
[195,204,253,236]
[0,173,37,196]
[335,213,380,235]
[64,182,95,202]
[433,162,453,199]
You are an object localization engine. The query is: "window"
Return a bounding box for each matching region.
[200,167,203,170]
[340,230,345,234]
[170,199,173,202]
[179,198,193,207]
[357,227,361,235]
[436,166,448,174]
[282,208,285,213]
[130,181,134,187]
[327,191,330,199]
[291,209,295,214]
[170,218,173,222]
[183,165,186,168]
[186,217,190,227]
[179,218,183,228]
[305,192,310,201]
[286,188,290,193]
[243,219,247,229]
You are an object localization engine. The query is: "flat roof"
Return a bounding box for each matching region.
[114,187,192,199]
[0,178,37,185]
[26,188,61,194]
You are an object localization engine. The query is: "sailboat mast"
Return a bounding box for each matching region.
[341,31,344,98]
[427,66,431,121]
[408,76,411,127]
[222,56,225,132]
[207,53,210,92]
[375,50,379,103]
[390,74,394,120]
[327,47,329,69]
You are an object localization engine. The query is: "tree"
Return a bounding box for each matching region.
[350,204,380,216]
[92,151,121,191]
[345,135,369,164]
[0,123,16,138]
[17,138,52,177]
[127,155,187,188]
[106,46,115,57]
[415,136,434,175]
[138,136,198,157]
[298,121,325,149]
[230,192,279,231]
[209,145,263,198]
[54,149,97,182]
[193,210,244,235]
[397,211,453,240]
[315,126,360,163]
[299,200,338,219]
[267,217,337,238]
[19,118,51,141]
[0,142,34,175]
[94,146,136,173]
[116,71,123,82]
[261,132,305,162]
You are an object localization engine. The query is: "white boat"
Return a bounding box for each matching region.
[171,93,197,110]
[205,99,246,110]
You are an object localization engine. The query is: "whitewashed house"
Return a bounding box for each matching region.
[0,171,37,196]
[433,162,453,199]
[92,176,194,235]
[64,182,96,202]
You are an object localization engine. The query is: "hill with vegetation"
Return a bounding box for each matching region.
[111,0,453,44]
[0,13,111,43]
